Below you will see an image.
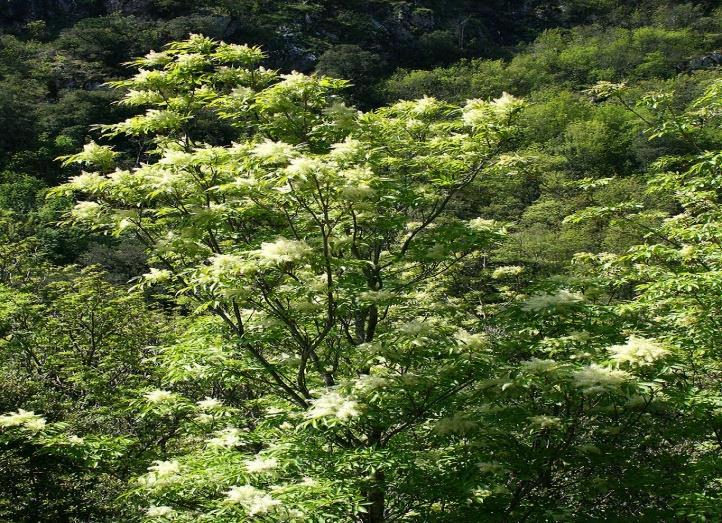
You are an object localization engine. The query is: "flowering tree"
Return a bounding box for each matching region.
[569,79,722,520]
[25,35,714,522]
[51,34,520,521]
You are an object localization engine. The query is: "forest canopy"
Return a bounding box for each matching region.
[2,1,722,522]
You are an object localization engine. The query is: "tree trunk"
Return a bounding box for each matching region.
[364,470,385,523]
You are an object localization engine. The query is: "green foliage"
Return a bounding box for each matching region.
[2,2,722,521]
[0,261,173,521]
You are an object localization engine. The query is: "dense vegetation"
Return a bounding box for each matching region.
[2,1,722,521]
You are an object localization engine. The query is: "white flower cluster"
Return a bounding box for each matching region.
[143,49,171,66]
[71,201,105,222]
[251,139,296,164]
[122,89,164,106]
[245,455,278,474]
[141,460,181,487]
[462,92,523,127]
[284,156,324,181]
[352,374,389,393]
[208,427,243,449]
[572,364,632,394]
[144,389,176,404]
[214,43,264,64]
[410,95,442,116]
[74,141,118,168]
[149,460,180,476]
[520,358,560,375]
[143,109,186,131]
[146,505,175,518]
[132,68,166,87]
[0,409,47,432]
[196,397,222,410]
[158,150,193,167]
[209,254,248,278]
[607,336,669,367]
[522,289,584,311]
[258,238,312,266]
[68,171,106,193]
[143,268,172,285]
[146,168,187,194]
[175,52,206,69]
[225,485,281,515]
[306,391,361,421]
[329,138,363,161]
[323,102,359,127]
[340,167,375,201]
[491,92,523,114]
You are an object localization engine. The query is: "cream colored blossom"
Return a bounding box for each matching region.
[353,374,389,393]
[306,391,361,421]
[148,460,180,477]
[251,139,296,163]
[225,485,281,515]
[329,138,362,160]
[245,456,278,473]
[608,336,669,367]
[520,358,559,375]
[284,156,323,180]
[0,409,47,432]
[358,290,394,304]
[144,268,172,284]
[462,93,522,127]
[176,52,206,69]
[258,238,312,265]
[341,182,375,201]
[226,484,263,503]
[159,150,193,167]
[196,397,222,410]
[573,364,632,393]
[146,505,175,518]
[299,476,316,487]
[23,418,47,432]
[143,50,171,66]
[411,95,440,115]
[208,428,243,449]
[209,254,248,277]
[69,171,106,192]
[399,319,433,337]
[144,389,176,403]
[522,289,584,311]
[490,91,523,115]
[71,201,105,222]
